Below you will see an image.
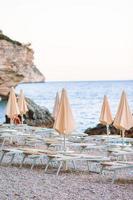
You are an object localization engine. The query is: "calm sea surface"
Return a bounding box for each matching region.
[0,81,133,131]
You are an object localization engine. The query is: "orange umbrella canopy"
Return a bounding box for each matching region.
[113,91,133,130]
[18,89,28,115]
[52,92,60,119]
[99,95,113,125]
[6,87,20,119]
[54,88,75,135]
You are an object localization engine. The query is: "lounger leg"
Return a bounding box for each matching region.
[93,163,97,172]
[20,155,26,168]
[0,151,5,164]
[44,158,51,172]
[40,157,43,165]
[100,166,104,174]
[31,158,37,170]
[1,138,6,149]
[123,155,127,162]
[9,154,15,166]
[72,160,76,170]
[56,161,63,176]
[112,170,116,183]
[64,161,68,171]
[80,148,83,153]
[10,137,13,144]
[87,161,90,171]
[42,156,47,167]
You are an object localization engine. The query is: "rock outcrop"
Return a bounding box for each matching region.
[0,31,45,98]
[84,124,133,138]
[24,98,54,128]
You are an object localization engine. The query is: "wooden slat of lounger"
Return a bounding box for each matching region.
[101,161,133,171]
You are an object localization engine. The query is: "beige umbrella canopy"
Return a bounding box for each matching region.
[18,89,28,123]
[113,91,133,137]
[99,95,113,125]
[52,92,60,120]
[99,95,113,135]
[6,87,20,123]
[54,88,75,149]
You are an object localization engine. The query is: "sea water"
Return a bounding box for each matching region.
[0,80,133,131]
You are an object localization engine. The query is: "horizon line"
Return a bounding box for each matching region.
[45,79,133,83]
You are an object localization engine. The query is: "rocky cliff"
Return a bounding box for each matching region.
[0,31,45,98]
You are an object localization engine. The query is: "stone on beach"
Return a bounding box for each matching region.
[84,123,133,138]
[24,98,54,128]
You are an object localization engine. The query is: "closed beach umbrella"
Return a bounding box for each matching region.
[18,89,28,123]
[6,87,20,123]
[52,92,60,120]
[54,88,75,150]
[113,91,133,138]
[99,95,113,135]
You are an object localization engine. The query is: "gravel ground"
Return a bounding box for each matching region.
[0,164,132,200]
[0,131,132,200]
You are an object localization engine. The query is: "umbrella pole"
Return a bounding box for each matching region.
[122,129,125,146]
[64,135,66,152]
[63,134,68,170]
[21,114,23,124]
[10,118,13,125]
[106,124,110,136]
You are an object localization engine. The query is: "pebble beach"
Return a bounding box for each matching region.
[0,155,132,200]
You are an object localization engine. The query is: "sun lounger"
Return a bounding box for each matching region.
[0,148,23,165]
[100,161,133,183]
[0,147,65,171]
[44,154,79,175]
[0,146,57,169]
[0,130,32,148]
[44,153,110,175]
[108,148,133,161]
[18,147,58,169]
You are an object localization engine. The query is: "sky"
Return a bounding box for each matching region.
[0,0,133,81]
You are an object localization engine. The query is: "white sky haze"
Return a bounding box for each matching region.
[0,0,133,81]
